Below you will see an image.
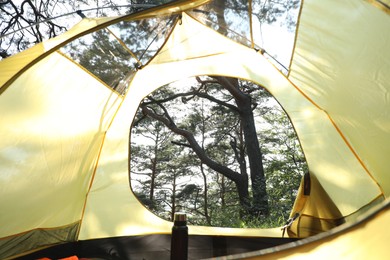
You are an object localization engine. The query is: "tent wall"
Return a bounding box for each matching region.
[0,51,123,258]
[289,0,390,196]
[0,0,389,259]
[286,0,390,236]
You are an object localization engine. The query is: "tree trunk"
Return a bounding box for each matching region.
[200,105,211,225]
[171,174,177,221]
[216,77,269,216]
[141,105,252,213]
[200,163,211,225]
[220,174,226,209]
[149,132,159,202]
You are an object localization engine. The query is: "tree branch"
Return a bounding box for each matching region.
[171,140,191,148]
[144,88,239,113]
[141,105,244,184]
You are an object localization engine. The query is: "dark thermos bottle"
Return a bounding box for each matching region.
[170,212,188,260]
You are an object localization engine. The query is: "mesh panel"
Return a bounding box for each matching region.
[0,222,79,259]
[60,16,177,94]
[188,0,301,72]
[188,0,253,47]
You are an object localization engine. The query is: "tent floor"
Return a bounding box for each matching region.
[15,234,298,260]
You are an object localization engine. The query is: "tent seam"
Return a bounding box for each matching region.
[287,0,305,77]
[365,0,390,14]
[326,113,385,196]
[271,50,385,197]
[75,134,106,240]
[55,50,126,96]
[75,68,132,239]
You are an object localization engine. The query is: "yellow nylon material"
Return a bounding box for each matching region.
[1,0,388,246]
[289,0,390,196]
[0,52,121,238]
[0,44,44,90]
[79,13,381,239]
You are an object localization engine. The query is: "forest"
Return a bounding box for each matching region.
[130,75,307,228]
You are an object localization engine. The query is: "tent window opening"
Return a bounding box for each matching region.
[129,76,307,228]
[59,16,175,94]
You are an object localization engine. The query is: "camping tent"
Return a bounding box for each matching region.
[1,0,389,259]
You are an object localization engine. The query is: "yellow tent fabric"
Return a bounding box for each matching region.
[289,0,390,196]
[0,0,389,259]
[287,0,390,236]
[0,51,123,255]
